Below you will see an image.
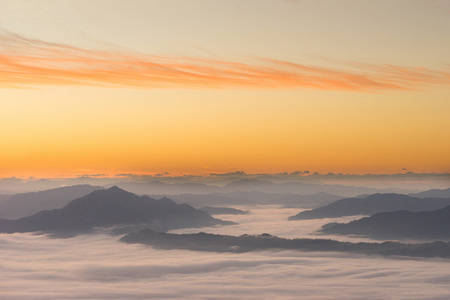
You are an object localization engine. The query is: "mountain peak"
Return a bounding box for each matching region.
[159,196,175,202]
[107,185,123,191]
[104,186,132,195]
[0,184,228,235]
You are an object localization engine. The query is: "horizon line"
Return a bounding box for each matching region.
[1,171,449,181]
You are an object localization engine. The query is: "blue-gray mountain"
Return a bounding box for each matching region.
[199,206,250,215]
[0,186,231,236]
[288,193,450,220]
[154,191,342,209]
[0,184,104,219]
[320,204,450,240]
[114,179,408,197]
[409,188,450,198]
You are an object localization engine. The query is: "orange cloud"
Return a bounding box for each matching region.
[0,29,449,91]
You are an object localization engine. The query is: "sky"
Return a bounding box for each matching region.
[0,0,449,178]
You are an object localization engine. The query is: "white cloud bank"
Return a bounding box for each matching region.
[1,207,450,299]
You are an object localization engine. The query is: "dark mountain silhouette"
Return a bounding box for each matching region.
[199,206,250,215]
[0,184,104,219]
[0,186,231,236]
[320,204,450,240]
[288,193,450,220]
[410,188,450,198]
[120,229,450,259]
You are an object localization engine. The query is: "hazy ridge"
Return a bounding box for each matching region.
[121,229,450,259]
[321,204,450,240]
[289,193,450,220]
[0,186,231,236]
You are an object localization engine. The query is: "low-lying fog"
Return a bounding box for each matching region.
[171,206,374,243]
[1,206,450,299]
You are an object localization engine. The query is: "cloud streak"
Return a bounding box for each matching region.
[0,29,449,91]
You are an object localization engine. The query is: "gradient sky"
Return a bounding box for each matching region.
[0,0,449,178]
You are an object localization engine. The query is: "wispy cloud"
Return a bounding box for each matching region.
[1,29,449,91]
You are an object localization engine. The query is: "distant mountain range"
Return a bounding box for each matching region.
[0,184,104,219]
[221,179,413,196]
[0,186,231,236]
[1,181,447,226]
[113,179,409,197]
[111,181,218,195]
[288,193,450,220]
[120,229,450,259]
[409,188,450,198]
[155,191,343,209]
[199,206,250,215]
[320,204,450,240]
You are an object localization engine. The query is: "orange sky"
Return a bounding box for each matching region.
[0,1,449,178]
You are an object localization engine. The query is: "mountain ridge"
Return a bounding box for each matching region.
[0,186,231,236]
[320,204,450,240]
[120,229,450,259]
[0,184,104,219]
[288,193,450,220]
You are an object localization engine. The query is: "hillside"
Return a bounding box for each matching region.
[0,184,104,219]
[289,193,450,220]
[0,186,231,236]
[121,229,450,258]
[320,204,450,240]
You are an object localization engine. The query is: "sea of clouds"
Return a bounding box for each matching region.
[1,206,450,299]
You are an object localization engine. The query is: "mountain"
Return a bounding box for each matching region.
[288,193,450,220]
[0,184,104,219]
[109,179,403,198]
[320,205,450,240]
[155,191,342,209]
[120,229,450,259]
[0,178,62,194]
[223,179,277,192]
[222,191,342,208]
[110,181,218,195]
[166,193,257,207]
[0,194,12,204]
[199,206,250,215]
[410,188,450,198]
[0,186,231,236]
[222,179,400,197]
